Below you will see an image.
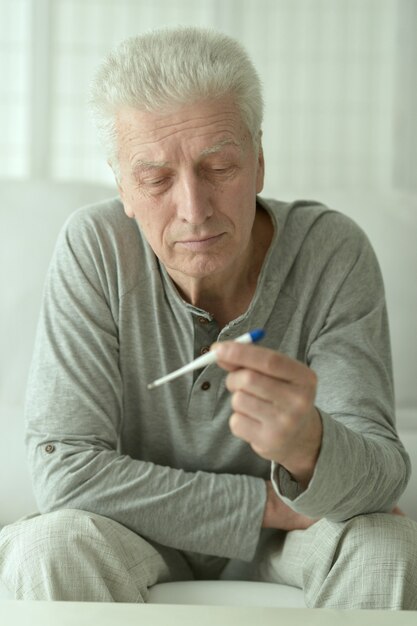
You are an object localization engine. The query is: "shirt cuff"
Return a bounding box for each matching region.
[270,407,339,518]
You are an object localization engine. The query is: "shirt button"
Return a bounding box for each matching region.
[45,444,55,454]
[200,346,210,355]
[198,317,209,324]
[201,381,211,391]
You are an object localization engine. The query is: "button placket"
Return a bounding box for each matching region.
[188,312,221,413]
[193,312,218,367]
[187,365,224,421]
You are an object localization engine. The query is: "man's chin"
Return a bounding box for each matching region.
[166,256,228,281]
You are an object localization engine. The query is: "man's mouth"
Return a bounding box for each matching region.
[177,233,224,250]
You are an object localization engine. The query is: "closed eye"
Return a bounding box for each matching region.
[148,178,168,186]
[139,176,172,195]
[207,165,237,177]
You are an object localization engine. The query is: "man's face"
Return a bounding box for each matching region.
[115,96,264,283]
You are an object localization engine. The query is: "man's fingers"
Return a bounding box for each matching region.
[231,387,304,430]
[229,411,263,447]
[216,342,313,384]
[225,367,316,416]
[392,506,406,516]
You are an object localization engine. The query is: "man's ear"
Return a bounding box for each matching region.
[109,161,134,219]
[118,184,135,219]
[256,139,265,194]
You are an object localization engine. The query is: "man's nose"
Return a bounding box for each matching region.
[175,173,213,224]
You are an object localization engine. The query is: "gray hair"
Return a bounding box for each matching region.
[89,26,264,177]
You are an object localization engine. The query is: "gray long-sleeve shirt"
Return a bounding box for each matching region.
[24,196,411,562]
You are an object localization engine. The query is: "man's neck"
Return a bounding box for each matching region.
[168,206,274,328]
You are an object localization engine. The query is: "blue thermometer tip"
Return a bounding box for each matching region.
[249,328,265,342]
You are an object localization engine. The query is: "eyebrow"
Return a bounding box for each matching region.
[132,159,169,172]
[199,139,242,157]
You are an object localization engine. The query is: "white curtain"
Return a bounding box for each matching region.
[0,0,30,177]
[0,0,415,194]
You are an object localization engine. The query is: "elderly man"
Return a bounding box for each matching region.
[1,27,416,608]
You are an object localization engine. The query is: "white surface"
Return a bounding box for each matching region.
[0,601,416,626]
[148,580,305,608]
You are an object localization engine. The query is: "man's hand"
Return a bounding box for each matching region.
[262,482,404,531]
[215,342,323,488]
[392,506,406,516]
[262,480,317,530]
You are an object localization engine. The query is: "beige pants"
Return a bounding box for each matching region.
[1,509,416,608]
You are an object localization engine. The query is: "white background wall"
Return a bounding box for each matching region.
[0,0,416,195]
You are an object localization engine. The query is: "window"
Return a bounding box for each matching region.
[0,0,30,176]
[1,0,415,192]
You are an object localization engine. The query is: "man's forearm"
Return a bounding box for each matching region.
[277,407,323,490]
[270,409,411,521]
[26,432,266,561]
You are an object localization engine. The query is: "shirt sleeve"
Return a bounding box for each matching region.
[24,207,266,562]
[271,214,411,520]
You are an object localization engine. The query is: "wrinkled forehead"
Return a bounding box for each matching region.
[114,97,250,161]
